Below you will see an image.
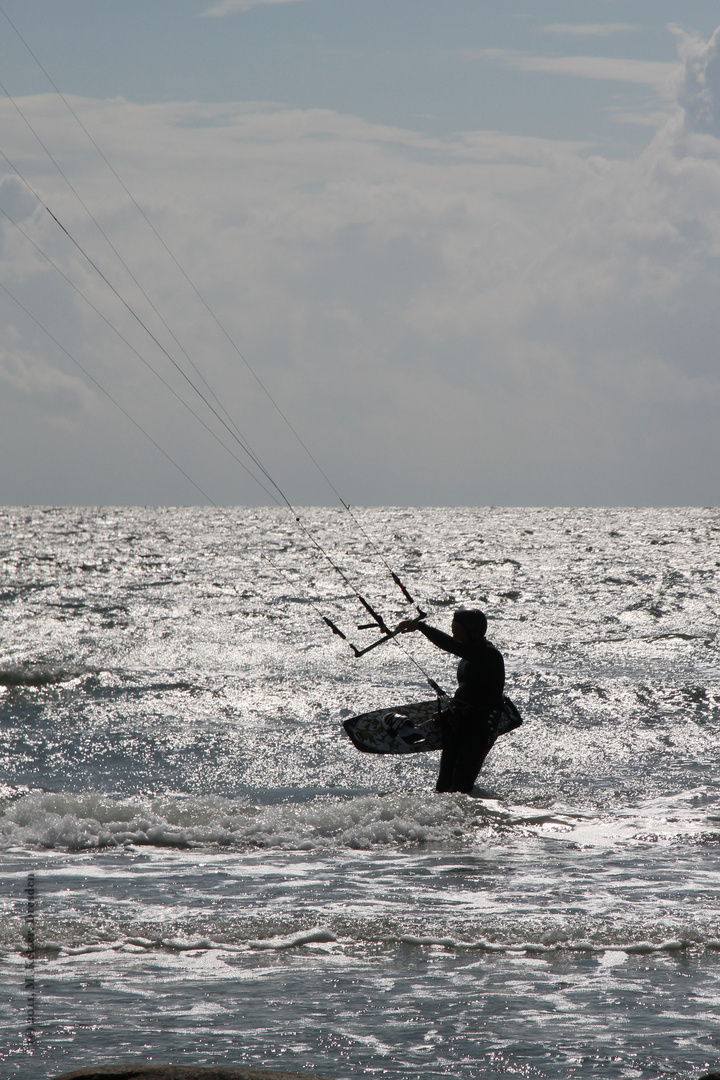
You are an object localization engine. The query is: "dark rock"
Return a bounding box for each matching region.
[54,1066,330,1080]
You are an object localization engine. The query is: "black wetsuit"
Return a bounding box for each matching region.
[417,623,505,793]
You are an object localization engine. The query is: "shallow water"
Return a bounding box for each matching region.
[1,506,719,1078]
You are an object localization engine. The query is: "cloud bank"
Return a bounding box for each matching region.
[1,28,720,505]
[471,48,677,91]
[540,24,637,38]
[202,0,308,16]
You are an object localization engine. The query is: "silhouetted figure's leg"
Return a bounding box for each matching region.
[436,709,495,793]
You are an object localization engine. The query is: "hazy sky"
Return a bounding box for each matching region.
[1,1,719,506]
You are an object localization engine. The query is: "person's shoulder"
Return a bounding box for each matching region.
[482,639,504,658]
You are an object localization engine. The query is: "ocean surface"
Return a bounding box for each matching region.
[1,505,719,1080]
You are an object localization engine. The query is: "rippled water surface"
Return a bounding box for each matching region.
[1,506,719,1079]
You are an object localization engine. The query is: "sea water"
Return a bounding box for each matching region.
[0,505,718,1080]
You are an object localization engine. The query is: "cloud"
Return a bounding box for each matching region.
[469,48,678,92]
[0,175,38,222]
[0,341,92,420]
[608,107,674,128]
[202,0,307,15]
[2,25,720,505]
[540,24,637,38]
[673,25,720,136]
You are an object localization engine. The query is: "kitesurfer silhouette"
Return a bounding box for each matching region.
[398,608,505,792]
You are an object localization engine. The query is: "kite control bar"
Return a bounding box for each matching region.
[351,612,426,658]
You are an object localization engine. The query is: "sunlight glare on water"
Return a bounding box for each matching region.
[0,506,719,1079]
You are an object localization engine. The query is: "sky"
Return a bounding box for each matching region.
[1,1,719,507]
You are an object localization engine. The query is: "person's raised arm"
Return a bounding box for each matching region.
[397,619,471,659]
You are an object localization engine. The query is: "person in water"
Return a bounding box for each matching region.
[398,608,505,793]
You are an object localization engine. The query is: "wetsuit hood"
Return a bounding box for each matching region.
[454,608,488,643]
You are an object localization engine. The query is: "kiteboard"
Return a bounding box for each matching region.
[343,695,523,755]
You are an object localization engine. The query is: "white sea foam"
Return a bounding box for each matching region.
[2,784,717,855]
[0,790,512,852]
[3,920,718,961]
[248,928,338,950]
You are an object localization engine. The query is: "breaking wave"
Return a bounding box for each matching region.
[0,790,516,853]
[4,914,720,963]
[1,788,715,855]
[0,661,95,688]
